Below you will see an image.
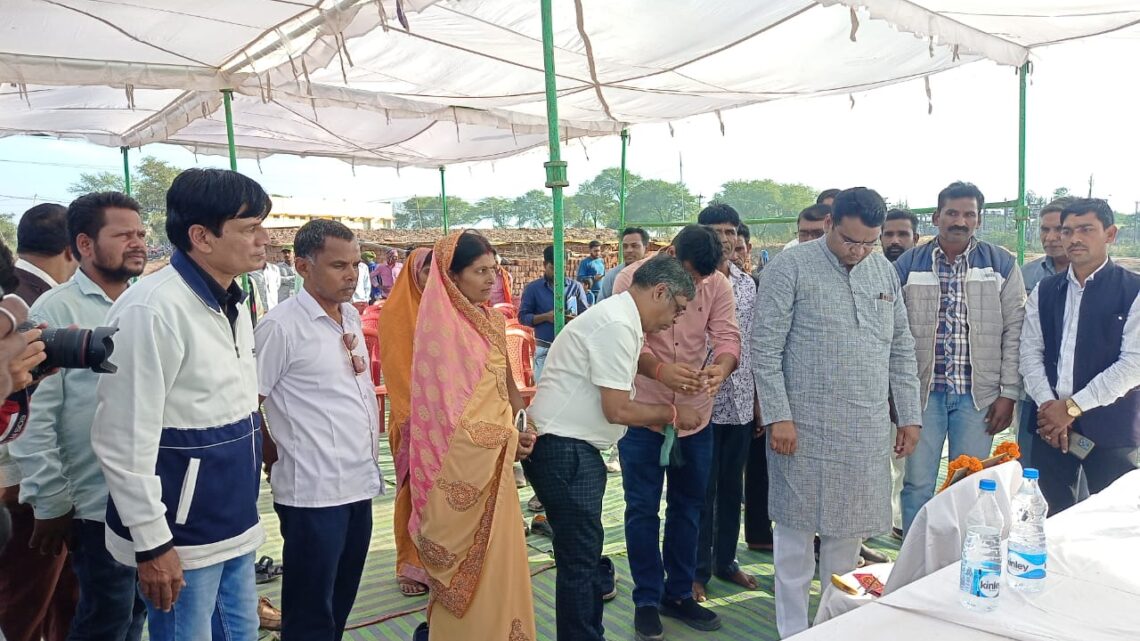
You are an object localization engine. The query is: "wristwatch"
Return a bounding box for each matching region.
[1065,398,1083,418]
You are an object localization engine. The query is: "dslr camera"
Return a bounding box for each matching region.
[17,322,118,380]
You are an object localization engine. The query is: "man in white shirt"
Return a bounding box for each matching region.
[1019,198,1140,514]
[255,219,382,640]
[353,259,371,304]
[523,254,702,641]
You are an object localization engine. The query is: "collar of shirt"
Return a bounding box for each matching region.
[1066,257,1111,290]
[15,258,59,288]
[1042,255,1058,275]
[72,267,116,305]
[171,249,246,316]
[295,286,355,329]
[813,238,849,274]
[933,236,978,267]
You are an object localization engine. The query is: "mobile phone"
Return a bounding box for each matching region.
[515,409,528,434]
[1068,432,1095,460]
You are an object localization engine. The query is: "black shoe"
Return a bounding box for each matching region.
[599,556,618,601]
[660,597,722,631]
[634,606,664,641]
[891,527,904,541]
[412,622,429,641]
[860,543,890,565]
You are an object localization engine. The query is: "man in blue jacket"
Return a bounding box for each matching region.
[894,182,1025,534]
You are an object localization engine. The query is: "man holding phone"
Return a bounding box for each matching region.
[519,245,592,381]
[1020,198,1140,514]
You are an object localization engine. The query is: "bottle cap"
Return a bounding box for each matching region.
[1023,468,1039,480]
[979,478,997,492]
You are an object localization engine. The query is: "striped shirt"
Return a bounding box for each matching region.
[932,238,975,393]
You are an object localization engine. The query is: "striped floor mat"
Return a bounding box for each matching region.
[247,450,902,640]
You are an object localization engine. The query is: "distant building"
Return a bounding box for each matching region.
[263,197,395,230]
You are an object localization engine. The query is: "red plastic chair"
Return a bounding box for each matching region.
[505,323,537,405]
[360,313,386,434]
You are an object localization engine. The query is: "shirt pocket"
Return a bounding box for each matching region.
[856,296,895,343]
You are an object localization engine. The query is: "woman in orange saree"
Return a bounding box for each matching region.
[378,247,433,596]
[408,231,536,640]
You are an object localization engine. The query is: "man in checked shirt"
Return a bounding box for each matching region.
[894,181,1025,534]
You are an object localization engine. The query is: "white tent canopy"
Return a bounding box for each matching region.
[0,0,439,91]
[0,83,616,167]
[2,1,1137,166]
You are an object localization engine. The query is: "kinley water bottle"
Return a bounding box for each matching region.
[960,478,1005,611]
[1007,468,1049,592]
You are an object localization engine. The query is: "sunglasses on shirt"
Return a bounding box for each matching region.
[342,333,367,376]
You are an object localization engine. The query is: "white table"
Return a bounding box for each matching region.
[794,470,1140,640]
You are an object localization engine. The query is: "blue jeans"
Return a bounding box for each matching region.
[901,391,994,532]
[145,552,258,641]
[534,346,550,382]
[619,425,714,608]
[68,519,146,641]
[275,501,372,640]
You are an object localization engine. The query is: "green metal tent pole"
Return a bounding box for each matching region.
[1015,63,1029,265]
[618,128,629,263]
[541,0,569,334]
[439,166,449,233]
[222,89,238,171]
[120,146,131,196]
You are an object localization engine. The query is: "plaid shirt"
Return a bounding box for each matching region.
[932,238,975,393]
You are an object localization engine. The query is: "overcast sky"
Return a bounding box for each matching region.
[1,29,1137,219]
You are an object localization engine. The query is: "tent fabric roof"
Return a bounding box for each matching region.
[0,0,439,90]
[0,84,617,167]
[828,1,1140,66]
[2,1,1137,166]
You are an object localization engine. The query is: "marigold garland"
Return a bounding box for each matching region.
[939,455,984,492]
[992,441,1020,462]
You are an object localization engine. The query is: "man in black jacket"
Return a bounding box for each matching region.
[1020,198,1140,513]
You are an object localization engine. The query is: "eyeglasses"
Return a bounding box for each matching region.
[342,333,367,375]
[836,231,879,249]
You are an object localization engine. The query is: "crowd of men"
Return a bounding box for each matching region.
[0,170,1134,641]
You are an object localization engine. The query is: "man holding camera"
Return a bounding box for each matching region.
[0,204,79,641]
[10,192,148,640]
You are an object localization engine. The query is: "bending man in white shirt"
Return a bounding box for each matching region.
[255,219,382,640]
[523,254,703,641]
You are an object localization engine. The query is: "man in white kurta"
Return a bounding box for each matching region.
[753,188,923,638]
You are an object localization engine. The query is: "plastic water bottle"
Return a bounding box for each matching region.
[1007,468,1049,592]
[960,478,1004,611]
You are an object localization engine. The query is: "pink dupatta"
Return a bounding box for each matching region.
[406,232,508,538]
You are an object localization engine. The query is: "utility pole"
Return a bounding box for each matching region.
[1088,174,1094,198]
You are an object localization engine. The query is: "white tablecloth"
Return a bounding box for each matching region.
[796,469,1140,640]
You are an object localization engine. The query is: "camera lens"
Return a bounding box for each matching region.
[30,327,119,378]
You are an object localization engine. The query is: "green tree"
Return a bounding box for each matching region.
[69,156,182,241]
[511,190,553,228]
[571,167,642,228]
[469,197,516,227]
[713,179,817,220]
[394,196,473,229]
[0,214,16,246]
[626,179,693,224]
